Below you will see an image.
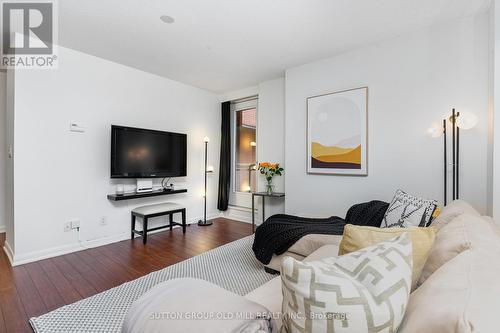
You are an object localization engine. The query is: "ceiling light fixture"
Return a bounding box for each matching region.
[160,15,175,24]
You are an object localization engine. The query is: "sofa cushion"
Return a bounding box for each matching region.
[280,234,412,333]
[246,244,342,330]
[123,278,275,333]
[381,189,437,228]
[400,250,473,333]
[430,200,480,230]
[399,220,500,333]
[482,215,500,232]
[339,224,436,290]
[418,213,492,285]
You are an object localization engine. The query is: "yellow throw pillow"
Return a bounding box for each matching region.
[339,224,437,291]
[432,206,442,219]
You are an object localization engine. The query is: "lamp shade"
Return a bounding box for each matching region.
[456,112,478,130]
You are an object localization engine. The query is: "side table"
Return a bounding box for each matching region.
[251,192,285,232]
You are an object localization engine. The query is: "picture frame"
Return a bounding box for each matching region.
[306,87,368,176]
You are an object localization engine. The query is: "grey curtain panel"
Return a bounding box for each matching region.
[217,101,231,211]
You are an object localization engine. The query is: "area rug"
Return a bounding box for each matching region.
[30,235,274,333]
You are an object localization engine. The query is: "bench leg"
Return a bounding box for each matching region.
[169,213,173,231]
[182,209,186,234]
[143,217,148,245]
[131,214,136,240]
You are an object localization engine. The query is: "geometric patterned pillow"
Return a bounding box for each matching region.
[280,233,413,333]
[381,189,437,228]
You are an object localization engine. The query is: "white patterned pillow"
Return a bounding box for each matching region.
[381,189,437,228]
[280,234,412,333]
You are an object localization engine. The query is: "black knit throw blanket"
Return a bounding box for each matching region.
[252,200,389,265]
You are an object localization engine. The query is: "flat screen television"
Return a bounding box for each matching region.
[111,125,187,178]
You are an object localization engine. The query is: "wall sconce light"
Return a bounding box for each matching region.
[250,141,257,147]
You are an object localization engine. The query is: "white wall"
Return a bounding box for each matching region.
[9,45,220,265]
[285,14,491,218]
[493,0,500,220]
[257,78,286,217]
[4,69,14,258]
[219,79,286,223]
[0,72,6,233]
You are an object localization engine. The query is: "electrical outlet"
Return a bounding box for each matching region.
[64,222,71,232]
[70,219,80,229]
[100,216,108,226]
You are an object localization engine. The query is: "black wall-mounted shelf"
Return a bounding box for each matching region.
[107,188,188,201]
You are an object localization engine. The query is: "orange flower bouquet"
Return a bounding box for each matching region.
[258,162,284,194]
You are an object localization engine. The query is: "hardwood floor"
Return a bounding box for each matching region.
[0,218,252,332]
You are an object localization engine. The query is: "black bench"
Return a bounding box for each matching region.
[131,203,186,244]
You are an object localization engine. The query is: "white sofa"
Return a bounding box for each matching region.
[245,200,500,332]
[123,200,500,332]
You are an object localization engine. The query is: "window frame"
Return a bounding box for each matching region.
[229,97,258,208]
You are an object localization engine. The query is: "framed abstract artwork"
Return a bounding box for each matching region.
[307,87,368,176]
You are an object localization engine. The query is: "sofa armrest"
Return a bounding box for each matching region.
[288,234,343,257]
[303,244,340,262]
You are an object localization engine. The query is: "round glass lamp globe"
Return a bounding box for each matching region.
[456,112,478,130]
[427,123,443,138]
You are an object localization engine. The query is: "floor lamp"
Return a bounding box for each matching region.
[198,137,213,226]
[429,110,478,206]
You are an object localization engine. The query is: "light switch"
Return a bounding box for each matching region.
[70,122,86,133]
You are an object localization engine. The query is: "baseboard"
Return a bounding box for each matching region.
[8,213,223,266]
[11,239,105,266]
[222,205,261,224]
[190,213,222,224]
[3,241,14,265]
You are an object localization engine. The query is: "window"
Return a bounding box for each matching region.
[234,108,257,193]
[229,97,258,207]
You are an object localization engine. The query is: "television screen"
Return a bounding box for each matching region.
[111,125,187,178]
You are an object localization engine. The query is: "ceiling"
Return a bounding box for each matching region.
[59,0,491,93]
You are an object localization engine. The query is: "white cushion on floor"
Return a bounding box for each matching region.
[122,278,274,333]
